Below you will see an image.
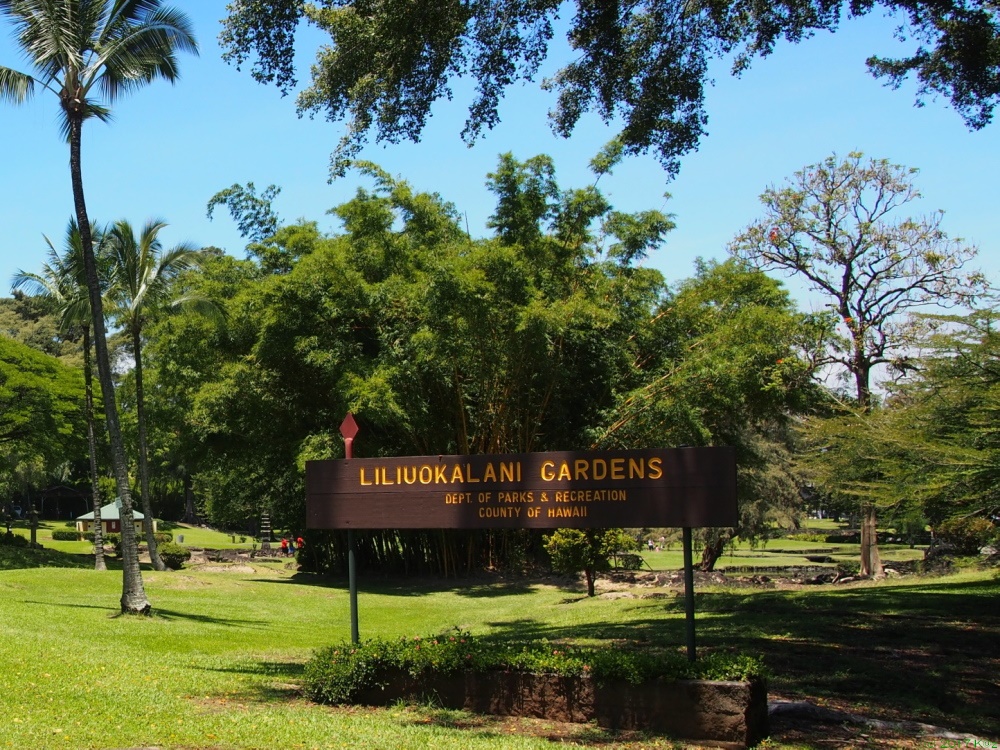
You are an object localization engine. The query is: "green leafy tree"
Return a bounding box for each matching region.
[823,311,1000,538]
[221,1,1000,178]
[730,152,987,576]
[206,182,283,245]
[105,218,210,572]
[0,0,198,613]
[597,259,828,570]
[12,219,112,570]
[0,335,86,500]
[544,528,636,597]
[164,156,669,570]
[0,292,79,363]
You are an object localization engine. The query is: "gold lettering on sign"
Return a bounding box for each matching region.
[546,506,588,518]
[538,457,663,482]
[501,462,520,482]
[479,507,522,519]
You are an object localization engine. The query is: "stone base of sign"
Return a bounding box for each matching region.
[354,671,768,749]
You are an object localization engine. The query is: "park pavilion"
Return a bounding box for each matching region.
[75,502,155,537]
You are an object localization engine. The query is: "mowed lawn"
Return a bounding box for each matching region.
[0,545,997,749]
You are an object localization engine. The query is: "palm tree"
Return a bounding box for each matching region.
[105,218,208,572]
[0,0,197,613]
[12,219,111,571]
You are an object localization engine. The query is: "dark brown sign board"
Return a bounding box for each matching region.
[306,448,737,530]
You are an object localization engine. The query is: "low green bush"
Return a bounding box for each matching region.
[158,542,191,570]
[786,533,827,543]
[51,529,83,541]
[104,533,122,555]
[936,517,997,555]
[0,532,28,548]
[836,560,861,577]
[826,532,860,544]
[303,631,765,705]
[153,532,173,544]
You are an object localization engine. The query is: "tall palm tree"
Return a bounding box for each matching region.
[0,0,197,613]
[105,218,208,573]
[12,218,111,571]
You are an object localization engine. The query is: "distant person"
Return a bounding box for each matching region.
[289,537,296,555]
[296,536,304,552]
[280,537,289,556]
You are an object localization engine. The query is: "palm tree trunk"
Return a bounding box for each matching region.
[82,327,107,572]
[132,327,166,571]
[69,114,150,614]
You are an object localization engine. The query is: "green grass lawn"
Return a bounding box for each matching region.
[0,540,997,749]
[4,520,256,554]
[632,536,925,574]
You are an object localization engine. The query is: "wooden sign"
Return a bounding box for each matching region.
[306,448,737,530]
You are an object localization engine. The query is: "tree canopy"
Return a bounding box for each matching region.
[0,334,85,493]
[220,0,1000,178]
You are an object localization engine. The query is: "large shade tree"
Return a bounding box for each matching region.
[0,335,86,505]
[0,0,197,613]
[12,219,111,571]
[220,1,1000,178]
[730,152,987,576]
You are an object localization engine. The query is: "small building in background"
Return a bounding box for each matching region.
[75,503,154,537]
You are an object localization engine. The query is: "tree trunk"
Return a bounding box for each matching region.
[82,327,106,572]
[132,327,166,571]
[853,358,881,576]
[700,534,727,572]
[68,114,150,614]
[859,503,883,577]
[183,472,196,523]
[584,566,596,597]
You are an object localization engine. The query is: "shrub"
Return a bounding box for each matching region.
[786,533,827,543]
[825,532,860,544]
[545,528,637,596]
[104,533,122,555]
[936,517,997,556]
[0,532,28,548]
[158,542,191,570]
[153,532,173,544]
[51,529,83,541]
[304,631,765,705]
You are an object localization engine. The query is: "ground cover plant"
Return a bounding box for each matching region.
[304,632,763,705]
[0,542,996,749]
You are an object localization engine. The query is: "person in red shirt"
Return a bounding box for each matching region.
[280,537,289,556]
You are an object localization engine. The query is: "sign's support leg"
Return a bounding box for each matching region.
[683,526,696,662]
[349,528,359,644]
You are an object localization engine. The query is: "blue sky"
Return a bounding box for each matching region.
[1,2,996,311]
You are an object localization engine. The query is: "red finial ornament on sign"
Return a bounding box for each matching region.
[340,413,359,460]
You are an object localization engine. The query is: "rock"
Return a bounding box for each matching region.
[979,545,998,557]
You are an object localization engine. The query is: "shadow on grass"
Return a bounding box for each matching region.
[0,545,95,570]
[393,702,675,747]
[200,659,307,704]
[152,608,272,628]
[418,575,1000,738]
[691,576,1000,738]
[250,575,547,599]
